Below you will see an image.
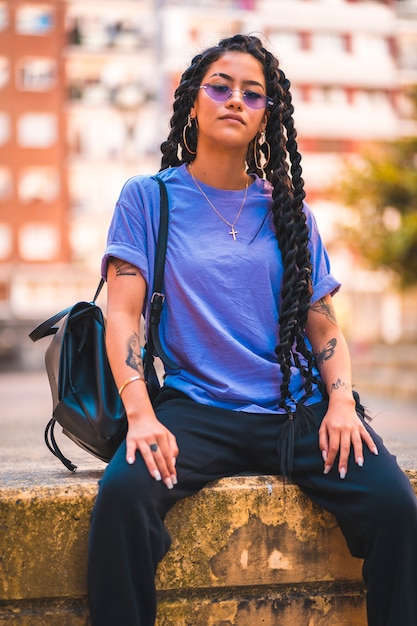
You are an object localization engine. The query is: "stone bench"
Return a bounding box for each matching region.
[3,471,416,625]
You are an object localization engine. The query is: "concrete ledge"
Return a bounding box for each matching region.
[1,472,416,625]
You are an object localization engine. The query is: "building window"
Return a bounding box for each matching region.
[16,4,55,36]
[269,31,300,55]
[17,57,56,91]
[399,33,417,70]
[0,112,10,145]
[0,56,9,88]
[17,113,57,148]
[19,223,59,261]
[310,86,348,104]
[0,223,12,260]
[354,89,391,110]
[313,33,346,54]
[355,34,390,58]
[18,167,59,203]
[65,11,151,50]
[0,167,12,200]
[0,3,8,31]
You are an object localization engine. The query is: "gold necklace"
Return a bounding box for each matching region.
[188,164,249,241]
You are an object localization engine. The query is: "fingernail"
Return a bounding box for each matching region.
[172,475,178,485]
[164,478,174,490]
[153,470,162,481]
[323,466,330,475]
[339,468,347,479]
[127,456,134,465]
[357,457,364,467]
[322,450,327,462]
[373,447,379,456]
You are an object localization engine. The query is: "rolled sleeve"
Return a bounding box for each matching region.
[305,203,341,303]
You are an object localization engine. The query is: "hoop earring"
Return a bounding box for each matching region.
[254,131,271,178]
[182,114,197,155]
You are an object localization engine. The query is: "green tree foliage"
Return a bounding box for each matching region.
[333,91,417,288]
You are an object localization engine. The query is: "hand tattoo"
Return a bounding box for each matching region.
[110,257,138,277]
[315,338,337,366]
[310,297,337,325]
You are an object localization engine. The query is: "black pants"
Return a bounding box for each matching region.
[88,393,417,626]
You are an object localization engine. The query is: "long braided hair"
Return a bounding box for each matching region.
[160,35,319,465]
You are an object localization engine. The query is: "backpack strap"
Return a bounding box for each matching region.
[145,176,177,378]
[29,307,71,342]
[44,418,77,472]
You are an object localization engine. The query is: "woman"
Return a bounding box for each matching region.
[88,34,417,625]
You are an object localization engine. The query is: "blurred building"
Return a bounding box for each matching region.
[0,0,417,365]
[0,3,69,299]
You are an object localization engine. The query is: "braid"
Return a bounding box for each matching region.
[281,76,317,401]
[160,35,319,414]
[266,69,315,413]
[160,54,203,170]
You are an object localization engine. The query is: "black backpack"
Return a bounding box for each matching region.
[29,176,175,471]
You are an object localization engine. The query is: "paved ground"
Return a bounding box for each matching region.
[1,370,416,489]
[1,371,106,488]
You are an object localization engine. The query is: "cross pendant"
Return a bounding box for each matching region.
[229,226,238,241]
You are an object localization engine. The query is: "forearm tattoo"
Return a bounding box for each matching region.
[126,331,144,377]
[331,378,351,393]
[110,257,138,277]
[315,338,337,367]
[310,297,337,324]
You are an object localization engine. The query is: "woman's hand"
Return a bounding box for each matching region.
[305,294,378,478]
[319,399,378,479]
[126,412,179,489]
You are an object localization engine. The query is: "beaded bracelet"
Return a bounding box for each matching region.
[118,375,142,396]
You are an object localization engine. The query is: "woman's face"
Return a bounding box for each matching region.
[191,52,269,155]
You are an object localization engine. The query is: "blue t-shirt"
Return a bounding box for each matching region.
[102,164,340,413]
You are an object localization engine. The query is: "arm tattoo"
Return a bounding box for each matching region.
[110,257,138,277]
[310,297,337,325]
[125,331,144,377]
[331,378,351,393]
[315,338,337,367]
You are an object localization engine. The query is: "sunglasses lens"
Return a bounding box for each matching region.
[243,93,266,109]
[202,84,271,110]
[205,84,230,101]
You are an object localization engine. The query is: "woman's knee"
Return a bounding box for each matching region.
[387,478,417,525]
[95,444,156,514]
[367,466,417,528]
